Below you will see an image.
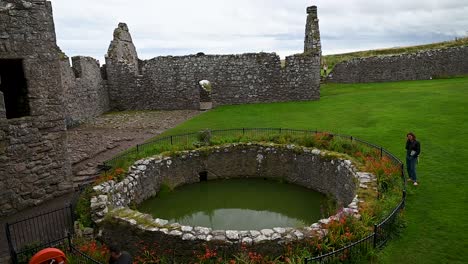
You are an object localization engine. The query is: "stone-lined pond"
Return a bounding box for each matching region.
[138,178,331,230]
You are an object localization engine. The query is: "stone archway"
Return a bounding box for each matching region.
[199,80,213,110]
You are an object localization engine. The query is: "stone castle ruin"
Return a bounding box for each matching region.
[0,0,73,216]
[105,9,321,112]
[0,0,321,216]
[106,34,318,112]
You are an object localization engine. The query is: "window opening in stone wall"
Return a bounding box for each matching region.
[199,171,208,182]
[0,59,30,119]
[199,80,213,110]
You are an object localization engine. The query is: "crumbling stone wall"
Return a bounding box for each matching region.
[104,23,145,111]
[60,56,110,126]
[0,0,72,217]
[118,52,319,109]
[304,6,321,54]
[329,46,468,83]
[105,7,321,111]
[281,54,320,101]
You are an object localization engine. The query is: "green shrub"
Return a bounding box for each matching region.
[74,186,96,228]
[16,241,42,264]
[196,130,212,146]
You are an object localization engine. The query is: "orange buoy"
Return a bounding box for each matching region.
[29,248,66,264]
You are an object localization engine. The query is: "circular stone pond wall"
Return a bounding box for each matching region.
[91,143,375,259]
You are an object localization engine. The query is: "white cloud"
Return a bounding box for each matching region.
[49,0,468,61]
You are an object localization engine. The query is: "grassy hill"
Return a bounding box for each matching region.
[160,77,468,264]
[322,37,468,73]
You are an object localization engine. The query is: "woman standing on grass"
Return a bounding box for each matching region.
[406,132,421,186]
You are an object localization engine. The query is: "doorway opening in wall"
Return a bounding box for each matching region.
[199,171,208,182]
[0,59,30,119]
[199,80,213,110]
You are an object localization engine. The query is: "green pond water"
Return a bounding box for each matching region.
[138,179,330,230]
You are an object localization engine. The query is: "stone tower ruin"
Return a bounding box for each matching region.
[0,0,72,216]
[304,5,322,55]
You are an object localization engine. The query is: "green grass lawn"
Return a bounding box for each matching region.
[160,77,468,263]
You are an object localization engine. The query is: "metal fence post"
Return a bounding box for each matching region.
[69,203,75,235]
[67,232,72,252]
[170,136,173,145]
[373,224,378,248]
[242,128,245,135]
[136,144,139,152]
[402,190,407,209]
[380,147,383,158]
[5,223,17,264]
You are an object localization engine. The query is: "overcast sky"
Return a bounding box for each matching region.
[50,0,468,63]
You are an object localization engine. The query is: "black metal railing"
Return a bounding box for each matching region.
[5,129,404,263]
[374,192,406,248]
[5,204,75,263]
[305,234,375,263]
[101,128,407,263]
[305,192,406,263]
[103,128,405,168]
[5,202,103,264]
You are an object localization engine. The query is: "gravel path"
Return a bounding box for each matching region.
[68,110,200,185]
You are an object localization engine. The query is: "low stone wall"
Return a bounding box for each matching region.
[60,56,110,126]
[329,46,468,83]
[91,143,375,259]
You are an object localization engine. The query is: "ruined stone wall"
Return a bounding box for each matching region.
[304,6,321,54]
[60,56,110,126]
[0,0,72,216]
[104,23,143,111]
[139,53,283,108]
[281,54,321,101]
[105,21,321,111]
[108,52,320,110]
[329,46,468,83]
